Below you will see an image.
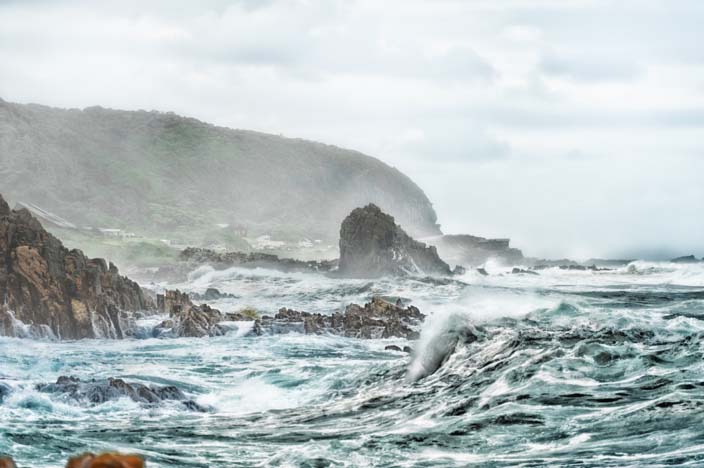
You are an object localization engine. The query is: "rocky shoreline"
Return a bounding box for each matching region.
[0,194,153,339]
[154,291,425,340]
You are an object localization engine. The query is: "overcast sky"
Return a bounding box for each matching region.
[1,0,702,259]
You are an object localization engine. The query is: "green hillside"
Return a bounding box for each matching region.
[0,98,441,246]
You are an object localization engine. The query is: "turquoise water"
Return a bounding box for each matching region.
[1,261,704,467]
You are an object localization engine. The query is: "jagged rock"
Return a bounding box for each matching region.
[0,194,154,339]
[511,268,539,275]
[427,234,524,268]
[157,289,192,315]
[173,304,226,338]
[261,297,425,339]
[37,376,207,412]
[476,267,489,276]
[155,289,249,337]
[338,204,453,278]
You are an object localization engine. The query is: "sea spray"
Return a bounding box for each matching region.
[406,309,479,382]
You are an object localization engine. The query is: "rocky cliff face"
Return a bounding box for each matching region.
[0,194,153,339]
[338,204,453,278]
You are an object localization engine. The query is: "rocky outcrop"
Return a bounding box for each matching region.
[155,289,259,338]
[261,297,425,339]
[427,234,524,268]
[154,290,424,340]
[155,290,225,338]
[338,204,453,278]
[0,194,153,339]
[37,376,207,412]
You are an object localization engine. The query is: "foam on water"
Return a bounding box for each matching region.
[1,262,703,466]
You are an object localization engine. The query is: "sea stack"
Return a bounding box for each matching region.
[0,194,153,339]
[338,204,453,278]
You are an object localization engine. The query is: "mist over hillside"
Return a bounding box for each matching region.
[0,98,440,248]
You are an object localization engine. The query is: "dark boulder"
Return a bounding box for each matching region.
[511,268,539,275]
[0,193,154,339]
[37,376,207,412]
[385,345,412,353]
[338,204,453,278]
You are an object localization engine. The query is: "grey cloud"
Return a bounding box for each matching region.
[539,52,640,82]
[0,0,702,257]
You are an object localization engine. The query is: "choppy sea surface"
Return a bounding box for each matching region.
[2,261,704,467]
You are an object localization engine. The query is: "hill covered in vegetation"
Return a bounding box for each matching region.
[0,98,441,248]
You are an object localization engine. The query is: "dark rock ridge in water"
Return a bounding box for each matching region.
[157,289,425,340]
[154,289,247,338]
[190,287,236,301]
[0,194,153,339]
[35,376,207,412]
[262,296,425,339]
[338,204,454,278]
[427,234,524,267]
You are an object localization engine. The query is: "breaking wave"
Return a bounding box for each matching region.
[1,261,704,466]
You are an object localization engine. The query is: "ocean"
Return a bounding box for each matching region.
[2,261,704,467]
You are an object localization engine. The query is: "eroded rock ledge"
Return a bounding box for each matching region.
[157,290,424,340]
[0,194,154,339]
[36,375,207,412]
[263,297,425,339]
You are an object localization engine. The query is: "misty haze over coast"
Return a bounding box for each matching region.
[1,2,704,467]
[1,0,702,259]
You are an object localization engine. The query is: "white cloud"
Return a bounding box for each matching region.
[0,0,702,258]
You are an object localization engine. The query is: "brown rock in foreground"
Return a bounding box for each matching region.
[0,453,144,468]
[66,453,144,468]
[0,194,153,339]
[0,457,17,468]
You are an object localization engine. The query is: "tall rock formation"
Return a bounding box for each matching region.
[0,194,152,339]
[338,204,453,278]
